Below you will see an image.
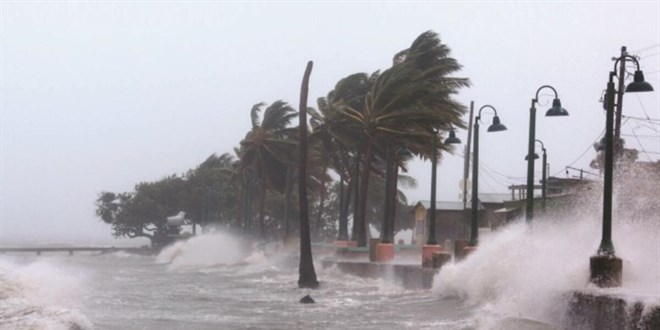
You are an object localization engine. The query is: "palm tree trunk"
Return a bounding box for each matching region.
[283,166,292,244]
[350,152,360,242]
[315,165,327,240]
[388,161,400,243]
[357,138,374,247]
[297,61,319,289]
[242,176,250,231]
[259,180,266,240]
[380,146,393,244]
[336,174,349,241]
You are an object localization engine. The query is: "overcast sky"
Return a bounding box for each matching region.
[1,2,658,244]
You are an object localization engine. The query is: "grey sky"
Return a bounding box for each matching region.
[1,2,658,243]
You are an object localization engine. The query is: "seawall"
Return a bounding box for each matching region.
[567,291,660,330]
[320,260,437,290]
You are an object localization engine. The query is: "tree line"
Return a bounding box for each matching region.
[95,31,470,250]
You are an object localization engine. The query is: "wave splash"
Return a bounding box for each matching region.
[155,232,262,270]
[434,210,660,328]
[0,259,92,330]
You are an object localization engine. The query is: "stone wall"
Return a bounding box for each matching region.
[567,291,660,330]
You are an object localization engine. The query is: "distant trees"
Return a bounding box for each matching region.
[96,175,188,248]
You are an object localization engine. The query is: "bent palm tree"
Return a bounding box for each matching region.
[239,101,298,240]
[298,61,319,289]
[339,31,470,246]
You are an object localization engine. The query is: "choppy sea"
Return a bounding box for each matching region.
[1,216,658,330]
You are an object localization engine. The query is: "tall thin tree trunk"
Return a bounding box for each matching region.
[380,146,393,244]
[242,176,250,231]
[350,152,360,242]
[315,165,327,240]
[356,138,374,247]
[298,61,319,289]
[388,161,400,243]
[259,181,266,240]
[283,166,292,244]
[337,174,349,241]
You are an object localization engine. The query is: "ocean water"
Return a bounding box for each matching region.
[1,214,658,330]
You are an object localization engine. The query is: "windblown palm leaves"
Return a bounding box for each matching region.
[338,31,470,246]
[184,153,237,228]
[238,101,298,238]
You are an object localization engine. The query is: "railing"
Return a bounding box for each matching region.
[0,246,152,256]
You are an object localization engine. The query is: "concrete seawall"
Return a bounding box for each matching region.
[320,260,437,290]
[567,291,660,330]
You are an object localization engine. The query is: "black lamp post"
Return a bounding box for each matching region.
[525,86,568,223]
[600,55,653,255]
[525,139,547,214]
[468,105,507,247]
[590,51,653,288]
[427,127,461,245]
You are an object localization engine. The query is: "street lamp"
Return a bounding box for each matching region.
[422,127,461,267]
[525,86,568,223]
[468,105,507,248]
[525,139,547,214]
[590,51,653,288]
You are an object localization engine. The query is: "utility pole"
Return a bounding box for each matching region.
[614,46,627,141]
[463,101,474,236]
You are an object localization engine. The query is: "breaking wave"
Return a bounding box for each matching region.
[155,232,266,270]
[434,210,660,328]
[0,258,92,330]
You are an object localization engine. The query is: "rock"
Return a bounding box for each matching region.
[299,294,315,304]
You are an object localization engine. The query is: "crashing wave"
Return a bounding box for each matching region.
[0,259,92,330]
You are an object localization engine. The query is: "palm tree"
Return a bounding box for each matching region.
[184,153,237,232]
[239,101,298,240]
[298,61,319,289]
[311,72,377,242]
[338,31,470,246]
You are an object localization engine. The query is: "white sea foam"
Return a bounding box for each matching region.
[0,258,92,329]
[434,207,660,328]
[155,232,251,270]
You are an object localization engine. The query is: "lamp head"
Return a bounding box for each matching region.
[444,129,461,144]
[525,153,540,161]
[595,138,606,151]
[625,70,654,93]
[397,145,413,158]
[487,116,507,132]
[545,98,569,116]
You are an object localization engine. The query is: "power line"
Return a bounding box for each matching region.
[634,93,657,125]
[641,52,660,59]
[631,127,653,162]
[621,133,660,139]
[629,43,660,54]
[479,158,527,182]
[622,114,660,123]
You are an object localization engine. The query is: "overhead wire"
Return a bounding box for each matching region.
[622,115,660,123]
[634,93,657,124]
[640,52,660,59]
[629,43,660,54]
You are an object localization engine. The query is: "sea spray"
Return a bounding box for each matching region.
[433,207,660,327]
[0,258,92,329]
[156,232,248,269]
